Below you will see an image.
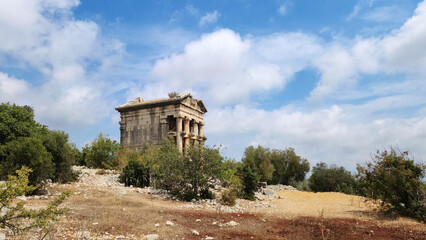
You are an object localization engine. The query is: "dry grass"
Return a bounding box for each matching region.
[7,169,424,239]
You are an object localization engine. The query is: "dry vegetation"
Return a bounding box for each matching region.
[4,168,425,240]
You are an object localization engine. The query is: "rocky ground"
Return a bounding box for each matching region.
[1,167,425,239]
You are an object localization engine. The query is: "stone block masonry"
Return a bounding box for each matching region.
[115,93,207,151]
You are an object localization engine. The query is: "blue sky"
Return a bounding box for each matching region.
[1,0,426,172]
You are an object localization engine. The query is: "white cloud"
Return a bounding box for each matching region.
[147,29,321,105]
[278,5,287,16]
[199,10,220,26]
[0,0,124,127]
[362,5,409,23]
[346,0,375,21]
[309,1,426,102]
[205,103,426,171]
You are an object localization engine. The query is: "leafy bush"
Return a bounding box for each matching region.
[238,165,260,200]
[0,103,79,185]
[0,103,39,145]
[41,130,79,183]
[309,162,357,194]
[269,148,310,186]
[221,188,237,206]
[0,137,54,185]
[119,150,150,187]
[0,167,70,234]
[83,133,121,169]
[357,148,426,222]
[242,146,275,182]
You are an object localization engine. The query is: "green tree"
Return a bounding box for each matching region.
[309,162,357,194]
[241,146,275,182]
[269,148,310,186]
[0,137,54,185]
[0,103,40,145]
[119,148,151,187]
[357,148,426,222]
[41,130,79,183]
[183,143,224,198]
[83,133,121,169]
[237,165,260,200]
[0,167,70,234]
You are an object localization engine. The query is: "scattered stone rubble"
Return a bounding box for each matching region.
[1,166,299,239]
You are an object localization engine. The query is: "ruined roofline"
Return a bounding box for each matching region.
[115,93,207,113]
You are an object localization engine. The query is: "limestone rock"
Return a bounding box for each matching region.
[166,220,174,226]
[145,234,159,240]
[263,189,276,197]
[191,229,199,235]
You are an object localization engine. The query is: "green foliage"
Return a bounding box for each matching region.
[269,148,310,186]
[183,143,224,197]
[119,149,151,187]
[308,162,357,194]
[220,159,243,190]
[238,165,260,200]
[83,133,121,169]
[0,103,39,145]
[242,146,275,182]
[153,140,224,200]
[0,137,54,185]
[0,167,70,234]
[41,130,79,183]
[220,188,237,206]
[0,103,79,185]
[357,148,426,222]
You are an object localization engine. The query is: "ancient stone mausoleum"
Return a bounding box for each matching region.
[115,93,207,151]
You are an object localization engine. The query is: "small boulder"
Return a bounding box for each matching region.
[225,221,238,227]
[263,189,276,197]
[145,234,160,240]
[191,229,199,235]
[166,220,174,226]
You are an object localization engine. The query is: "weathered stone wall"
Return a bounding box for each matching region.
[117,95,206,150]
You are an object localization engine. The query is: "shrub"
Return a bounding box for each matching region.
[220,188,237,206]
[0,103,79,185]
[238,165,260,200]
[83,133,121,169]
[41,130,79,183]
[119,150,150,187]
[0,103,39,145]
[242,146,275,182]
[357,148,426,222]
[309,162,357,194]
[0,167,70,234]
[0,137,54,186]
[269,148,310,186]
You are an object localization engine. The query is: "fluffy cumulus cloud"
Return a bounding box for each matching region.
[148,29,321,104]
[205,104,426,170]
[310,1,426,101]
[0,0,124,127]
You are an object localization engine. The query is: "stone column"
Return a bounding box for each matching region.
[176,116,183,152]
[193,121,199,136]
[199,123,204,137]
[183,118,190,149]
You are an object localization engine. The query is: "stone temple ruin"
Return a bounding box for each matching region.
[115,93,207,151]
